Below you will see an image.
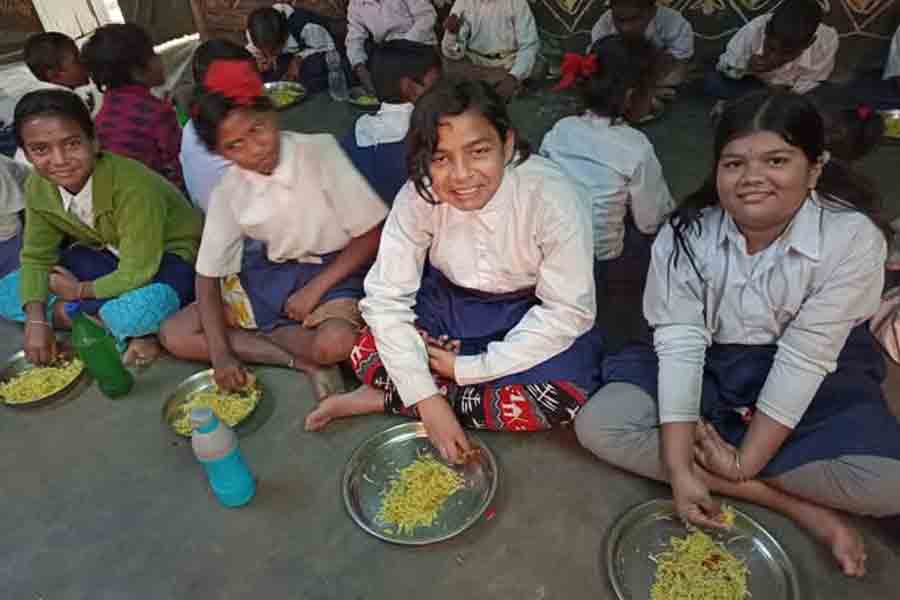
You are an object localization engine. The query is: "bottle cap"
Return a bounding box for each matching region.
[189,406,216,429]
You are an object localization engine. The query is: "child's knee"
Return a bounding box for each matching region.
[158,315,182,355]
[311,321,358,365]
[575,382,653,460]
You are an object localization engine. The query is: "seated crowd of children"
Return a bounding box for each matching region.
[3,0,900,580]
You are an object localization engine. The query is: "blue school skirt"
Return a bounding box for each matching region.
[59,245,195,317]
[602,324,900,477]
[414,265,605,395]
[237,249,366,332]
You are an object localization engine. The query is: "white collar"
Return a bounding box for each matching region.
[58,175,93,212]
[718,192,821,260]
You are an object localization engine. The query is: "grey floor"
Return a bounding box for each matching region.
[3,85,900,600]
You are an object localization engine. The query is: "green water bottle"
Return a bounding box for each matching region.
[70,313,134,398]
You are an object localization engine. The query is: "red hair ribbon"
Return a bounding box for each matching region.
[203,59,264,105]
[857,104,874,121]
[553,53,599,91]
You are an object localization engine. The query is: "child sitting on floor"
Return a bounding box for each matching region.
[81,23,184,190]
[0,32,97,157]
[346,0,438,94]
[0,89,202,366]
[541,36,674,285]
[440,0,542,100]
[588,0,694,94]
[339,41,441,205]
[305,80,605,464]
[180,39,256,213]
[708,0,838,99]
[159,59,387,397]
[0,155,29,278]
[245,4,337,94]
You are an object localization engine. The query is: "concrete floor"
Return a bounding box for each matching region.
[3,85,900,600]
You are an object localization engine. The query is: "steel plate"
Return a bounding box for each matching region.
[343,422,498,545]
[606,499,801,600]
[0,350,90,410]
[264,81,307,110]
[162,368,273,438]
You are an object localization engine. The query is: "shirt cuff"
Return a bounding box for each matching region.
[454,353,488,386]
[394,372,442,408]
[755,359,825,429]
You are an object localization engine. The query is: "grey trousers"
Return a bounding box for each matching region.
[575,382,900,518]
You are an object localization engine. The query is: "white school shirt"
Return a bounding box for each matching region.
[441,0,540,81]
[588,6,694,60]
[196,132,388,278]
[717,14,839,95]
[244,3,336,60]
[0,155,28,241]
[179,120,230,213]
[884,26,900,80]
[644,194,885,429]
[354,101,413,147]
[361,155,596,407]
[539,113,674,261]
[346,0,438,67]
[58,176,95,229]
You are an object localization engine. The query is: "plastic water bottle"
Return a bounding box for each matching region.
[326,49,349,102]
[190,407,256,508]
[70,312,134,398]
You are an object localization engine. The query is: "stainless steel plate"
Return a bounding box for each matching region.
[0,350,90,410]
[343,422,498,545]
[606,499,801,600]
[162,369,273,438]
[264,81,307,110]
[348,86,380,110]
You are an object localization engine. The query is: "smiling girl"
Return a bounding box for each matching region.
[159,59,387,394]
[305,79,605,464]
[2,89,201,366]
[576,92,900,577]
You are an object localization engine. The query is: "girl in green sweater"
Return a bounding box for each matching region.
[0,89,202,365]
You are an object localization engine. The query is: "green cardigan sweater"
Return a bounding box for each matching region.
[19,152,203,304]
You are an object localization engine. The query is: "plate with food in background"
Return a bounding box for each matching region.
[0,350,89,410]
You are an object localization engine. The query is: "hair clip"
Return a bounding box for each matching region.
[552,53,599,92]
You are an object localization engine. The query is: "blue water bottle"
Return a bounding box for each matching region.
[190,407,256,507]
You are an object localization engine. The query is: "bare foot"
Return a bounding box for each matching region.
[310,365,345,401]
[123,336,162,367]
[808,509,867,577]
[304,384,383,432]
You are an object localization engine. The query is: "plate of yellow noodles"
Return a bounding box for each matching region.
[263,81,306,110]
[163,369,265,437]
[342,421,498,545]
[0,351,87,408]
[606,499,801,600]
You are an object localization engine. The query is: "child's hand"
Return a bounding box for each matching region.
[284,284,324,323]
[212,354,250,391]
[49,266,81,301]
[255,53,275,73]
[417,394,471,464]
[494,74,521,99]
[426,343,457,381]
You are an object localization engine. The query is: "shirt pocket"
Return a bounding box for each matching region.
[759,262,806,331]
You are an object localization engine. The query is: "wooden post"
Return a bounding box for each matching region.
[189,0,210,41]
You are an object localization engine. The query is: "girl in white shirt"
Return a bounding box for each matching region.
[305,80,605,464]
[576,92,900,577]
[159,59,388,394]
[540,36,674,283]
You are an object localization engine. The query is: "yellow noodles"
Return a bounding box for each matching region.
[650,526,749,600]
[377,453,465,535]
[0,359,84,404]
[268,88,301,108]
[172,383,260,436]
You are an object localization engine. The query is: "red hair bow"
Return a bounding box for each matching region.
[203,59,264,105]
[553,53,599,91]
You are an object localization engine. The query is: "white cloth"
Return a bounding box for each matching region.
[0,155,29,241]
[354,101,414,147]
[58,175,95,229]
[441,0,540,81]
[717,14,839,95]
[884,26,900,80]
[179,120,230,213]
[540,113,674,261]
[244,2,336,60]
[346,0,438,67]
[0,80,100,129]
[361,155,596,407]
[587,6,694,60]
[644,194,886,428]
[196,132,387,278]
